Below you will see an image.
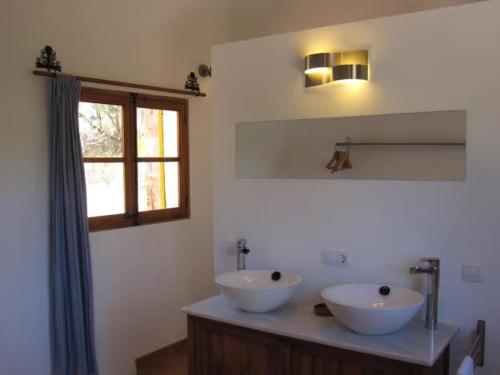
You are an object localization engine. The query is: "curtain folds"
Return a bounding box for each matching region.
[49,76,99,375]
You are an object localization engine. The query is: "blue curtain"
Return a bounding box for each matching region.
[49,76,99,375]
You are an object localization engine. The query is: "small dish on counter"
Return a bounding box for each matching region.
[215,270,302,313]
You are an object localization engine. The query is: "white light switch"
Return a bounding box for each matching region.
[462,264,482,283]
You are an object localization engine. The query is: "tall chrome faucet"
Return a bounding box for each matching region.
[236,239,250,270]
[410,258,440,330]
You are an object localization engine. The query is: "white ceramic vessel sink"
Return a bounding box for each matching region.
[321,283,424,335]
[215,270,302,313]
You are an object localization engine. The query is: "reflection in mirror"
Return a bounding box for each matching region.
[236,110,466,181]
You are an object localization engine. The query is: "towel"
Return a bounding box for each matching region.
[457,356,474,375]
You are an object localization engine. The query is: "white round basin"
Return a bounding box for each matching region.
[215,270,302,313]
[321,283,424,335]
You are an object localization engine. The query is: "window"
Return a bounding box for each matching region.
[78,88,189,231]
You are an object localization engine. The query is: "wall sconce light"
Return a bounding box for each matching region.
[304,50,368,87]
[304,52,333,87]
[332,50,368,82]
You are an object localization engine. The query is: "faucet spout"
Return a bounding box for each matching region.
[410,266,434,274]
[410,258,440,329]
[236,239,250,271]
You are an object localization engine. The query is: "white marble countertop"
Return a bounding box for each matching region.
[182,295,459,367]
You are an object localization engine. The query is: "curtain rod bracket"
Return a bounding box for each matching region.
[32,69,206,98]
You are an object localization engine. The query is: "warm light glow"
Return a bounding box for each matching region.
[304,67,332,75]
[334,79,368,96]
[333,78,366,83]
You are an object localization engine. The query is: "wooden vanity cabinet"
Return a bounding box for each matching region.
[290,340,449,375]
[188,316,450,375]
[188,316,290,375]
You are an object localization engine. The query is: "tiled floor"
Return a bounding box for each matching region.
[136,340,188,375]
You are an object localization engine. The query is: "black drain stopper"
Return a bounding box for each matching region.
[271,271,282,281]
[379,285,391,296]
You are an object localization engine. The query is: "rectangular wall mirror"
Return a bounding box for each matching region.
[236,110,466,181]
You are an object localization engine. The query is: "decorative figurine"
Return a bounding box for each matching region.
[184,72,200,95]
[35,45,62,73]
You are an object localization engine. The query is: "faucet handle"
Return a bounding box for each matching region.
[237,239,249,254]
[420,257,440,267]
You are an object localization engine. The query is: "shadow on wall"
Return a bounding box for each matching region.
[227,0,485,41]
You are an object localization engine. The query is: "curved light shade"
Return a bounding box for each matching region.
[304,52,333,87]
[333,64,368,81]
[332,51,368,82]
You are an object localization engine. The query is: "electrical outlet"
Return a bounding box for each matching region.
[462,263,482,283]
[322,248,350,267]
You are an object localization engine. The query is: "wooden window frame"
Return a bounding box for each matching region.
[80,87,190,232]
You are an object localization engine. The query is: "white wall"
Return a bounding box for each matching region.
[227,0,483,40]
[0,1,230,374]
[212,1,500,373]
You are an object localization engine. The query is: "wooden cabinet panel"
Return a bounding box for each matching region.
[290,341,414,375]
[188,316,449,375]
[291,349,333,374]
[189,316,289,375]
[241,338,283,375]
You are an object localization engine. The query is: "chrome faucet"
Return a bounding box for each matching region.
[236,239,250,270]
[410,258,440,330]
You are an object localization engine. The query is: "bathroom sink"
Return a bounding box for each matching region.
[215,270,302,313]
[321,283,424,335]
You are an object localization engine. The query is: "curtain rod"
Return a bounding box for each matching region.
[32,70,206,97]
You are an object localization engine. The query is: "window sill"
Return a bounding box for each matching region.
[89,209,190,232]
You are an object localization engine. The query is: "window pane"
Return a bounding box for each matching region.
[164,162,180,208]
[138,162,180,211]
[78,102,123,157]
[137,108,178,157]
[84,163,125,217]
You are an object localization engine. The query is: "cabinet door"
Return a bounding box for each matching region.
[290,342,415,375]
[190,317,289,375]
